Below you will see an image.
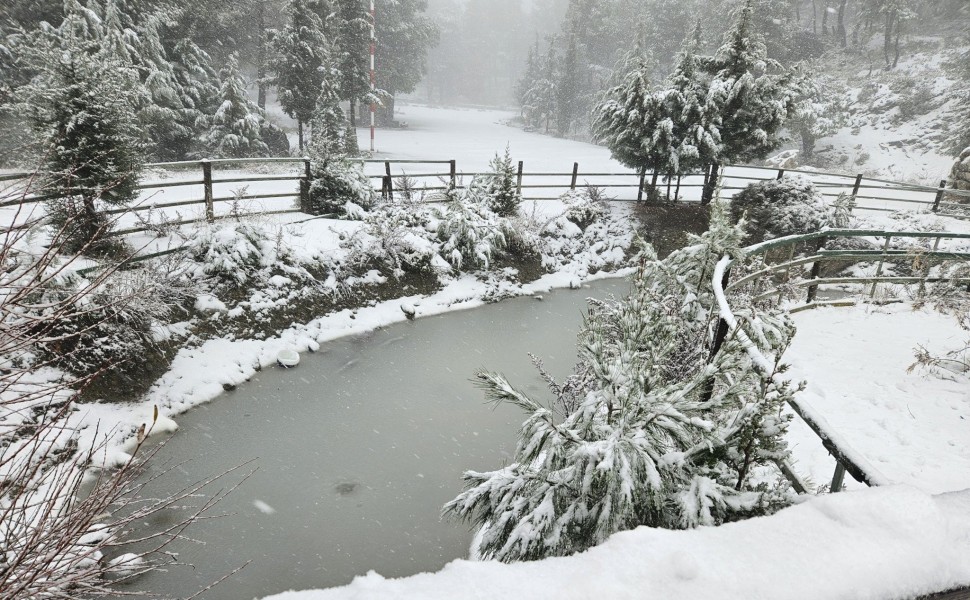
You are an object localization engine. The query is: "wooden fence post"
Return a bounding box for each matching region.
[300,157,312,213]
[776,169,785,180]
[449,159,456,190]
[637,169,646,202]
[932,179,947,212]
[674,175,682,201]
[806,235,827,303]
[201,160,214,222]
[516,160,524,197]
[570,162,579,190]
[849,173,863,214]
[384,161,393,201]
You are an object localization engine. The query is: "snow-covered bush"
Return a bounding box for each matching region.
[436,190,524,271]
[730,176,829,242]
[468,148,522,217]
[31,267,186,382]
[444,203,798,562]
[343,198,437,277]
[559,187,608,230]
[307,158,375,216]
[185,220,311,288]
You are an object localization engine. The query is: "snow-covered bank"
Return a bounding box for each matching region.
[263,485,970,600]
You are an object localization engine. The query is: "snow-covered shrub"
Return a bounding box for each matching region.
[343,198,437,277]
[185,220,310,288]
[444,203,797,562]
[438,186,536,269]
[559,187,608,230]
[730,176,829,242]
[467,147,522,217]
[30,266,188,381]
[307,158,375,216]
[830,192,855,228]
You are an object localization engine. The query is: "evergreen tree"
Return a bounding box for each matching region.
[592,48,666,184]
[470,147,521,217]
[702,0,798,164]
[271,0,329,151]
[555,30,579,137]
[521,43,558,132]
[374,0,438,124]
[197,53,269,159]
[444,203,796,562]
[20,3,145,253]
[333,0,372,129]
[308,58,348,162]
[789,70,848,159]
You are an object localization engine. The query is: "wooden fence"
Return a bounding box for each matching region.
[713,229,970,495]
[2,158,970,247]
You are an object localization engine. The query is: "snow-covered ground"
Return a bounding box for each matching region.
[785,303,970,495]
[263,485,970,600]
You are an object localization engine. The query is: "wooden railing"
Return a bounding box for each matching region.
[713,229,970,493]
[3,157,969,235]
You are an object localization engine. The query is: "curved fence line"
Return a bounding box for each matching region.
[713,229,970,493]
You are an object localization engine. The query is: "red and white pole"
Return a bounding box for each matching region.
[369,0,376,153]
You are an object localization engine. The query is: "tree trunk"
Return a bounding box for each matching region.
[892,16,902,68]
[811,0,817,33]
[837,0,848,47]
[256,1,267,110]
[298,120,304,153]
[350,99,357,129]
[883,11,896,68]
[821,2,829,35]
[801,129,816,159]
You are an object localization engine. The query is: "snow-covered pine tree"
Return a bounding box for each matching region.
[789,69,848,160]
[701,0,798,164]
[271,0,329,151]
[444,202,797,562]
[470,147,521,218]
[19,1,145,254]
[306,59,373,216]
[308,58,348,162]
[661,27,721,178]
[373,0,438,125]
[197,53,269,159]
[521,44,558,133]
[333,0,372,133]
[592,46,666,189]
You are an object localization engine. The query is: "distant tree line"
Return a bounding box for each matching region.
[0,0,438,166]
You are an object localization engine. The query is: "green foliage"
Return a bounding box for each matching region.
[197,53,269,159]
[19,5,145,253]
[444,203,797,562]
[436,187,532,271]
[471,148,522,217]
[307,158,375,216]
[271,0,329,127]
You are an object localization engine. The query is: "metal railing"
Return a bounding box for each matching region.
[713,229,970,493]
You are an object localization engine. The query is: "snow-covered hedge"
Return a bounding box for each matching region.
[730,176,829,241]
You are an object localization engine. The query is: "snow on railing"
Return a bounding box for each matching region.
[712,254,893,491]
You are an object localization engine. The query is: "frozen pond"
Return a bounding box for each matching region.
[120,278,630,600]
